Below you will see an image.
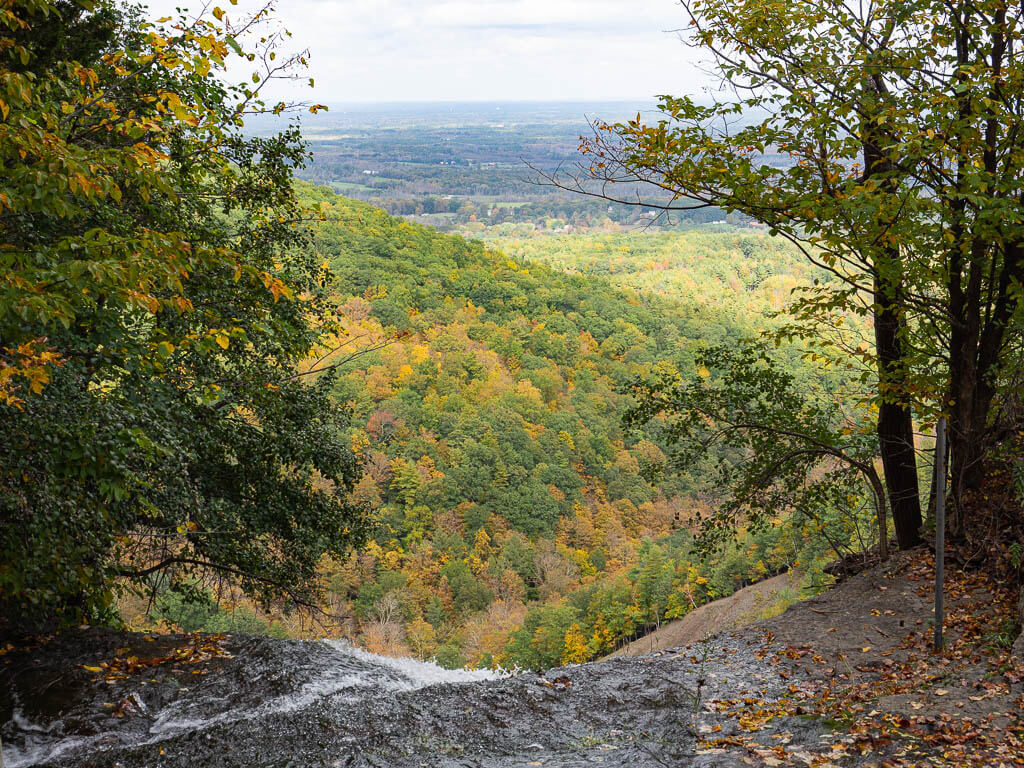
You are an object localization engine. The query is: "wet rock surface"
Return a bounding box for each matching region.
[12,551,1016,767]
[1,628,832,768]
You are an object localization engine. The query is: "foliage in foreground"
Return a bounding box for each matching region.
[568,0,1024,555]
[0,1,366,625]
[626,342,891,558]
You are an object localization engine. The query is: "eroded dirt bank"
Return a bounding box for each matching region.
[609,570,803,658]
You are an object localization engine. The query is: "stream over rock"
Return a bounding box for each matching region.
[1,629,826,767]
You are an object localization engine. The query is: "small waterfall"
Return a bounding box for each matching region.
[3,638,499,768]
[2,630,740,768]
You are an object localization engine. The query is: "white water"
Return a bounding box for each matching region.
[4,640,502,768]
[2,712,93,768]
[324,640,501,685]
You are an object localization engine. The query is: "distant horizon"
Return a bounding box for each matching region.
[316,98,656,106]
[305,99,655,113]
[142,0,707,103]
[241,99,668,133]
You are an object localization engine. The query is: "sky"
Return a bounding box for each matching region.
[142,0,709,103]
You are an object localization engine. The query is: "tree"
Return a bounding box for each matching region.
[0,1,365,625]
[561,622,590,664]
[633,542,674,629]
[626,343,891,559]
[501,603,578,669]
[548,0,1024,547]
[406,615,438,659]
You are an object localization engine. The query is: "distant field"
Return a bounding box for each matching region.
[284,101,742,232]
[329,181,375,193]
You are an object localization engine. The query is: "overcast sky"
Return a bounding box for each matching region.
[142,0,708,103]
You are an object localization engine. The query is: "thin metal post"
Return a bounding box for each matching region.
[934,416,947,651]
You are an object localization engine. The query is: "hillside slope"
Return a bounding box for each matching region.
[139,186,856,671]
[291,186,862,668]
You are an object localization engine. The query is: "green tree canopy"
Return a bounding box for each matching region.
[553,0,1024,547]
[0,0,365,625]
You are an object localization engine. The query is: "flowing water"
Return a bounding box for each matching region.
[1,628,824,767]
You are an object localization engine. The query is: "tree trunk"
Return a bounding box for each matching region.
[862,107,923,550]
[947,313,998,537]
[874,275,923,549]
[866,465,889,561]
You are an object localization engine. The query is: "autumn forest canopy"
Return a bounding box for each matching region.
[1,0,1023,674]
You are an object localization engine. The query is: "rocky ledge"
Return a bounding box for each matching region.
[2,548,1021,768]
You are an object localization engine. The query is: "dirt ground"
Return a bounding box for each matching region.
[683,547,1024,767]
[610,571,803,657]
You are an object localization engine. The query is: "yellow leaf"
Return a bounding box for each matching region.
[212,7,225,20]
[82,665,102,672]
[215,333,229,349]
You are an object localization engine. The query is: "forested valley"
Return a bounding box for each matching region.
[223,188,872,667]
[0,0,866,668]
[115,183,875,669]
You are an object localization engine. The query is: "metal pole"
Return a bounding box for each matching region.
[934,416,947,651]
